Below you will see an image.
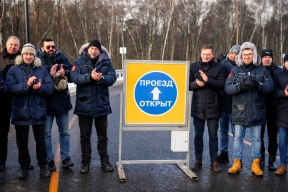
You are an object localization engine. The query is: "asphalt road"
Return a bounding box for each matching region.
[0,80,287,192]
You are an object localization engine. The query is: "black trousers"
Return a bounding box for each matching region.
[78,115,109,163]
[260,108,278,158]
[0,109,11,163]
[15,124,47,168]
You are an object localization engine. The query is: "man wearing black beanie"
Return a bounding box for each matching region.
[71,39,116,173]
[260,48,282,170]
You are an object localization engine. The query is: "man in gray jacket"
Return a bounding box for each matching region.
[225,42,274,176]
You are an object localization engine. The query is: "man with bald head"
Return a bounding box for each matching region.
[0,36,21,171]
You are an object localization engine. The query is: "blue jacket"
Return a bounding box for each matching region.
[6,56,54,125]
[225,61,274,126]
[37,49,73,115]
[189,59,226,119]
[274,66,288,128]
[71,51,116,117]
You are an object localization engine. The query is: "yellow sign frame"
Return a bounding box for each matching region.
[123,60,189,126]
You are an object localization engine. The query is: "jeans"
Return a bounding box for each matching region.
[233,124,261,160]
[15,124,47,168]
[219,111,235,152]
[278,127,288,166]
[193,117,219,163]
[0,110,11,163]
[78,115,109,163]
[260,109,278,157]
[45,112,70,161]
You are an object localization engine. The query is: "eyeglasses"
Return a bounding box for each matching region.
[46,45,55,50]
[242,53,253,57]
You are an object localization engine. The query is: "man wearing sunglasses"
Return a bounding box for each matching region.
[37,38,74,171]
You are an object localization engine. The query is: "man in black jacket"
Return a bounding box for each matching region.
[189,44,226,172]
[260,49,282,169]
[0,36,21,171]
[37,38,74,171]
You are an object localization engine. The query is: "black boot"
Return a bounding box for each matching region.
[79,161,90,173]
[268,156,277,170]
[217,151,229,163]
[18,167,29,179]
[40,166,51,178]
[0,162,5,172]
[260,154,265,168]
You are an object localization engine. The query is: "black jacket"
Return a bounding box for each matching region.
[274,66,288,128]
[189,59,226,119]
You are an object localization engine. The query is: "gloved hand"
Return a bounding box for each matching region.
[216,51,226,63]
[250,77,259,89]
[240,78,252,90]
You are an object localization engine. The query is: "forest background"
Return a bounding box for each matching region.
[1,0,287,69]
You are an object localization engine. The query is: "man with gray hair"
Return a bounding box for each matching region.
[225,42,274,176]
[0,36,21,172]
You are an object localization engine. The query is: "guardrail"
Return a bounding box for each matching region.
[116,69,124,79]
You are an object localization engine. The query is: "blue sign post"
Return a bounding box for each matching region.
[134,71,177,116]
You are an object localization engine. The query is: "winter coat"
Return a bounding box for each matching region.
[36,49,73,115]
[225,58,274,127]
[70,51,116,117]
[0,72,8,95]
[220,59,237,112]
[6,56,54,125]
[189,59,226,119]
[0,48,21,111]
[274,66,288,128]
[261,63,282,111]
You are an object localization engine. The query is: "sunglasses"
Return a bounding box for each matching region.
[46,45,55,50]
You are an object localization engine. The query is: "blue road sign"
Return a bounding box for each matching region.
[134,71,177,116]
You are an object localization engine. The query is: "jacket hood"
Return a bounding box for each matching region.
[15,55,42,67]
[78,43,111,59]
[236,42,261,67]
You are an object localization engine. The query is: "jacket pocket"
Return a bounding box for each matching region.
[232,104,246,122]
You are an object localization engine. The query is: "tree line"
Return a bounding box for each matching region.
[1,0,287,68]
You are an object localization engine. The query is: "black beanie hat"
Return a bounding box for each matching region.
[284,53,288,63]
[261,49,273,59]
[88,39,101,51]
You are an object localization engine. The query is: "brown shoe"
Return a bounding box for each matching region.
[275,165,287,175]
[211,162,221,172]
[191,160,202,171]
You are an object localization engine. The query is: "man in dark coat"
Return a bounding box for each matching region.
[274,53,288,175]
[259,49,282,169]
[189,44,226,172]
[225,42,274,176]
[6,43,54,179]
[71,39,116,173]
[37,38,74,171]
[0,36,21,171]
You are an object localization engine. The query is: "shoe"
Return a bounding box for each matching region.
[18,167,29,179]
[275,165,287,175]
[40,167,51,178]
[62,157,74,168]
[191,160,202,171]
[260,155,265,168]
[29,164,34,170]
[211,162,221,172]
[251,158,263,176]
[47,160,56,171]
[0,162,5,172]
[100,162,114,172]
[268,156,277,170]
[228,158,242,174]
[0,178,5,183]
[218,151,229,163]
[79,161,90,173]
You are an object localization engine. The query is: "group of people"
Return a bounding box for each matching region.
[0,36,116,182]
[189,42,288,176]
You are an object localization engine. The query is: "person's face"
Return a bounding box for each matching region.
[41,41,56,57]
[22,53,35,64]
[200,48,213,62]
[284,60,288,69]
[228,52,237,62]
[88,46,100,59]
[262,56,273,67]
[241,49,254,65]
[6,38,20,55]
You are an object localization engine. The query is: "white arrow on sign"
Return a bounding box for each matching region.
[151,87,161,100]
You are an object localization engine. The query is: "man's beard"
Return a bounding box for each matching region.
[48,51,55,57]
